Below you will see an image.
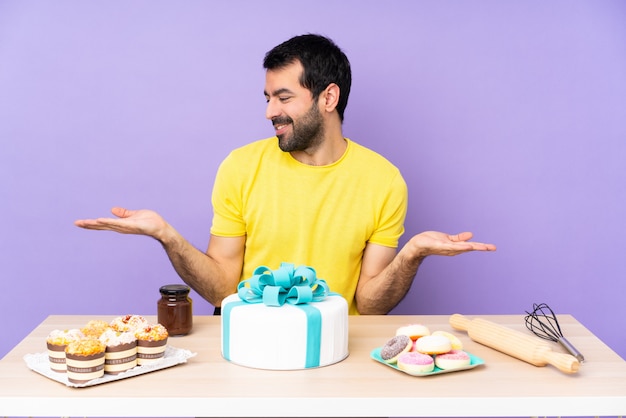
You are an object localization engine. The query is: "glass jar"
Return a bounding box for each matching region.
[157,284,193,336]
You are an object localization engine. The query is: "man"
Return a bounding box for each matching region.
[75,34,496,315]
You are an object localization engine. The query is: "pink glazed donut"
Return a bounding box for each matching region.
[397,352,435,374]
[435,349,471,370]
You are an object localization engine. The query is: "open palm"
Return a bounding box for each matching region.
[410,231,496,257]
[74,207,168,239]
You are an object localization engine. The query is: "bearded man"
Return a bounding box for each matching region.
[75,34,496,315]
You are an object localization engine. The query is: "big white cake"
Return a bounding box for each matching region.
[220,263,349,370]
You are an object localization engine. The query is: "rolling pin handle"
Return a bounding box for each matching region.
[542,349,580,374]
[449,313,471,331]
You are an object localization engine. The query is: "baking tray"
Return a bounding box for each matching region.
[24,345,196,388]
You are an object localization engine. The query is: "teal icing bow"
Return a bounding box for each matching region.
[237,262,330,306]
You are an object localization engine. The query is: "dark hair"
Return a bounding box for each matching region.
[263,34,352,122]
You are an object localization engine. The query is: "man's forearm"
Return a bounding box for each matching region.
[357,250,424,315]
[157,227,232,307]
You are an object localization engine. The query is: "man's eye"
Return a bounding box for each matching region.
[279,97,291,102]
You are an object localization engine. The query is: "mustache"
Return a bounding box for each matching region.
[272,116,292,127]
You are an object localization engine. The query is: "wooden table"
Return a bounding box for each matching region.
[1,314,625,417]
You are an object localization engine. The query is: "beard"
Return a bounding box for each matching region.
[274,102,325,153]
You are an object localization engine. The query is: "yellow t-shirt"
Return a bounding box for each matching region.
[210,137,407,314]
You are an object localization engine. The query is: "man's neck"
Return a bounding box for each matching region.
[290,133,347,166]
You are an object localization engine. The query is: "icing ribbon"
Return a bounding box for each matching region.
[237,262,330,306]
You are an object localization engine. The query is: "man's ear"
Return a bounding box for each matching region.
[320,83,340,113]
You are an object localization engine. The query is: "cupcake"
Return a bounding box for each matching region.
[46,329,84,373]
[110,315,149,333]
[135,324,169,365]
[65,338,106,384]
[99,329,138,374]
[81,320,111,338]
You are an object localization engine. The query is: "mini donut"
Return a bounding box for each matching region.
[397,352,434,374]
[380,335,412,364]
[434,349,471,370]
[413,335,452,355]
[431,330,463,350]
[396,324,431,341]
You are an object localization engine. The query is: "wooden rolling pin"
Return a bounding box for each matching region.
[449,314,580,374]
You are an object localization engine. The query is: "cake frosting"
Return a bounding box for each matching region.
[221,263,349,370]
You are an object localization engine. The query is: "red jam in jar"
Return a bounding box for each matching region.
[157,284,193,336]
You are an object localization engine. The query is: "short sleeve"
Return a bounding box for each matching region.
[210,152,247,237]
[367,170,408,248]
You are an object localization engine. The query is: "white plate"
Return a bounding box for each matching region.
[24,345,196,388]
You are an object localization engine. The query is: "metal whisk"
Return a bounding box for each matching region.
[524,302,585,363]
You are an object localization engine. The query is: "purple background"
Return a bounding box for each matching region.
[1,0,625,362]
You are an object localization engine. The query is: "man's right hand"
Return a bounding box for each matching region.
[74,207,168,241]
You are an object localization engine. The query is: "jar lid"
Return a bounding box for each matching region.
[159,284,191,295]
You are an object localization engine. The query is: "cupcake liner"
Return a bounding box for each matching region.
[104,341,137,374]
[66,352,105,384]
[46,343,67,373]
[136,338,168,365]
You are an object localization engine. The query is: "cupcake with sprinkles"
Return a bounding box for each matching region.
[99,329,138,374]
[46,328,84,373]
[65,338,106,384]
[135,324,169,365]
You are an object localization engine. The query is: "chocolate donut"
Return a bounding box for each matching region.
[380,334,412,364]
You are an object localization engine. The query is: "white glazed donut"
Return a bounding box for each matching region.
[413,335,452,355]
[397,352,435,374]
[395,324,430,341]
[435,349,471,370]
[431,330,463,350]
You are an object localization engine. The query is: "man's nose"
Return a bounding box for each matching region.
[265,99,280,120]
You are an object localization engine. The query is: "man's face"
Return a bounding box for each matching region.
[264,61,324,153]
